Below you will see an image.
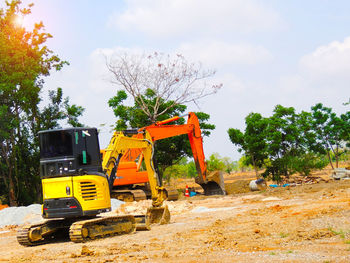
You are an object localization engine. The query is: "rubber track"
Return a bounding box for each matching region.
[69,215,136,243]
[17,221,48,247]
[111,189,147,202]
[165,188,179,201]
[131,189,147,201]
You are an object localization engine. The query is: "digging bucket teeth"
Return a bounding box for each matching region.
[146,205,170,225]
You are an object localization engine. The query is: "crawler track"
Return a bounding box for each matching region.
[17,220,71,247]
[17,222,46,246]
[69,215,136,243]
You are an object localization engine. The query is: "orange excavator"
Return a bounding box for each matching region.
[105,112,226,201]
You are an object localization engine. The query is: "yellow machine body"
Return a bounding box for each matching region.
[42,174,111,219]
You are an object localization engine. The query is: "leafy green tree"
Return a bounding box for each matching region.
[186,161,197,177]
[229,105,330,182]
[39,87,84,130]
[341,111,350,147]
[222,157,238,174]
[311,103,349,168]
[237,155,253,172]
[163,158,192,181]
[228,113,268,176]
[288,153,328,177]
[0,1,83,205]
[108,89,215,177]
[263,105,311,181]
[206,153,226,172]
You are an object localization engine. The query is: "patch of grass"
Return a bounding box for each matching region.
[286,250,293,254]
[269,252,277,255]
[328,227,349,239]
[279,232,289,238]
[344,240,350,244]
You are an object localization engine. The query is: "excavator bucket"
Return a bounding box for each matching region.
[198,171,226,195]
[146,205,170,225]
[134,205,170,231]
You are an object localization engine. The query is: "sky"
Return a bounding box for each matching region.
[7,0,350,160]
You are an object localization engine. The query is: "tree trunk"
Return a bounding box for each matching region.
[36,182,42,203]
[8,171,17,206]
[9,138,18,206]
[326,150,334,170]
[335,145,339,168]
[251,155,258,177]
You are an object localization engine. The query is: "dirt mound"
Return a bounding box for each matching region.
[225,180,250,194]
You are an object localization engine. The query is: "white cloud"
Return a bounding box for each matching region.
[300,37,350,81]
[277,37,350,113]
[109,0,284,38]
[177,41,272,68]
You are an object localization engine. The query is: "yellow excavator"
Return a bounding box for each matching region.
[17,128,169,246]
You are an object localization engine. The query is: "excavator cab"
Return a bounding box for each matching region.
[39,128,102,177]
[39,128,111,219]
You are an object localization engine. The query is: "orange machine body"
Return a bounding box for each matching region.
[114,112,209,186]
[113,161,149,186]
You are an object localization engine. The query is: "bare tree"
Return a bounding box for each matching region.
[106,52,222,122]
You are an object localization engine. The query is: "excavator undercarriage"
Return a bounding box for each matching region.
[17,215,137,246]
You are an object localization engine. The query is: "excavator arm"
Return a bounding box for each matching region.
[140,113,207,180]
[144,112,225,195]
[102,131,168,207]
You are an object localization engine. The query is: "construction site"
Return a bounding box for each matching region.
[1,1,350,262]
[0,105,349,263]
[0,112,349,262]
[1,168,350,262]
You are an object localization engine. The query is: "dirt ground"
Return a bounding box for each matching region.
[1,174,350,262]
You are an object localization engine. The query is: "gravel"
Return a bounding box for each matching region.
[0,199,124,228]
[110,198,124,211]
[0,204,42,228]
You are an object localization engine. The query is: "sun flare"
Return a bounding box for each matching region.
[13,14,24,27]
